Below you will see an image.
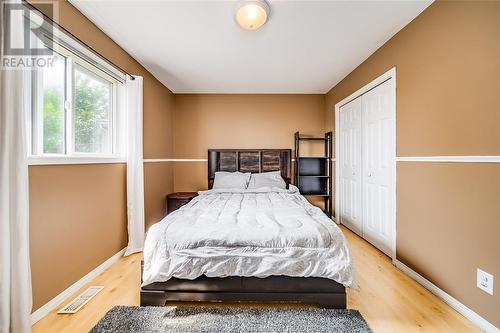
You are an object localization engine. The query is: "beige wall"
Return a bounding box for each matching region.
[397,163,500,325]
[325,2,500,156]
[29,164,127,310]
[28,0,499,326]
[144,163,173,229]
[325,1,499,326]
[29,0,174,311]
[173,94,326,191]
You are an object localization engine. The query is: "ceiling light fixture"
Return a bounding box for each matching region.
[235,0,270,31]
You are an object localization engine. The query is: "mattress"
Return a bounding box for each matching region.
[142,185,355,287]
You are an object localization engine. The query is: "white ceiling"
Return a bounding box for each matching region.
[70,0,432,93]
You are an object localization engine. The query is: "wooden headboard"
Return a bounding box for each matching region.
[208,149,292,189]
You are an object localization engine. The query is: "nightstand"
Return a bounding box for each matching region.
[166,192,198,214]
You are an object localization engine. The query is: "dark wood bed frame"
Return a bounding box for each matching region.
[140,149,346,308]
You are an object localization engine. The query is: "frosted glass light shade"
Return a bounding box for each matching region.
[235,0,270,30]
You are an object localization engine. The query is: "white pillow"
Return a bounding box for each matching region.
[212,171,251,190]
[247,171,287,189]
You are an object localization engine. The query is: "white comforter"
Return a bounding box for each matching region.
[142,186,355,287]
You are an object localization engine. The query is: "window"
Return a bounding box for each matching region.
[28,46,123,164]
[74,64,112,154]
[40,52,66,154]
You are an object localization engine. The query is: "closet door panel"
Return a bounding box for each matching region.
[361,79,395,256]
[338,97,363,236]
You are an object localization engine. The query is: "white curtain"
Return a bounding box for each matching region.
[0,2,33,332]
[124,76,145,256]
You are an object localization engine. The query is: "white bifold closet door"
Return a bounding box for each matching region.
[338,78,395,257]
[338,97,363,235]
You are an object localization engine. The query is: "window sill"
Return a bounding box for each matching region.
[28,156,126,166]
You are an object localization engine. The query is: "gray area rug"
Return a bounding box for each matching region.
[90,306,372,333]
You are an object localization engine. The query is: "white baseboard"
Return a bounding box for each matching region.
[394,259,499,333]
[31,248,126,325]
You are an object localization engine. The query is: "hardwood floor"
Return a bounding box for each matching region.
[33,226,480,333]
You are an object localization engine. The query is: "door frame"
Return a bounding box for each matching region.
[334,67,397,261]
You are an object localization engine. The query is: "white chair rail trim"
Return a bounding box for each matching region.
[144,156,500,164]
[143,158,208,162]
[143,158,336,163]
[396,156,500,163]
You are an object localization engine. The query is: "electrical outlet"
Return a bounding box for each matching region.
[477,268,494,295]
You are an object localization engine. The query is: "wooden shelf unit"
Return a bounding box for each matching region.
[294,131,333,217]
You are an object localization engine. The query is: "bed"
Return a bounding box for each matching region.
[140,149,354,308]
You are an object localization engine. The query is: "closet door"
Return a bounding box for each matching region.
[338,97,363,236]
[361,78,395,256]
